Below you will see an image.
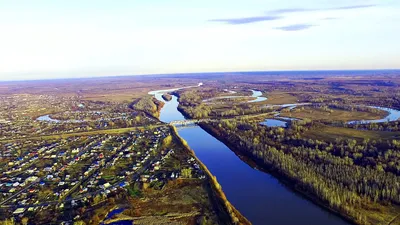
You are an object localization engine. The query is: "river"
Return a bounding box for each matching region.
[36,115,84,123]
[150,87,349,225]
[347,106,400,124]
[203,90,267,103]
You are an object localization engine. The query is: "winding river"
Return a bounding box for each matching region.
[347,106,400,124]
[150,87,349,225]
[203,90,267,103]
[33,85,399,224]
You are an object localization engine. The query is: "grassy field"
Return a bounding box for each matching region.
[82,91,144,102]
[119,179,220,224]
[355,202,400,225]
[281,106,387,122]
[264,92,299,104]
[303,126,400,142]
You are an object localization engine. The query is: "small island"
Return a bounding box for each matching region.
[162,93,173,101]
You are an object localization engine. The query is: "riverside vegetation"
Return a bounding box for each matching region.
[173,72,400,225]
[200,120,400,224]
[2,71,400,224]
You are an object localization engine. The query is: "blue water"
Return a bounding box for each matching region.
[150,88,349,225]
[102,208,133,225]
[106,208,125,219]
[347,106,400,124]
[36,115,84,123]
[248,90,268,103]
[260,119,287,127]
[36,115,60,123]
[203,90,268,103]
[159,95,185,122]
[268,104,400,125]
[178,127,347,225]
[106,220,133,225]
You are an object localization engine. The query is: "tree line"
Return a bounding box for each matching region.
[203,119,400,224]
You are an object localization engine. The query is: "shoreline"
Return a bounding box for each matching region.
[170,125,251,225]
[198,122,357,225]
[150,88,251,224]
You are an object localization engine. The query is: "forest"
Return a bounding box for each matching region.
[201,119,400,224]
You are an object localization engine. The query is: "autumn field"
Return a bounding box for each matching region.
[281,106,388,122]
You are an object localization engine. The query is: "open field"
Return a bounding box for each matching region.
[2,71,400,225]
[122,179,218,224]
[302,125,400,142]
[264,92,299,104]
[281,106,388,122]
[0,76,203,102]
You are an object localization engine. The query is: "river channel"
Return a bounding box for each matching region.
[150,87,349,225]
[34,85,399,224]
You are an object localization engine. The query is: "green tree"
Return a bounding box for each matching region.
[181,168,192,178]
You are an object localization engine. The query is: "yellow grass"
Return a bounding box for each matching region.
[82,91,146,102]
[264,92,299,104]
[303,126,400,142]
[281,106,387,122]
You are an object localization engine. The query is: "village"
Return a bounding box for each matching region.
[0,125,206,224]
[0,93,157,141]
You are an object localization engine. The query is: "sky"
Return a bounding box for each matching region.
[0,0,399,81]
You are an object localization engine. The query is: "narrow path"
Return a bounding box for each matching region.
[388,213,400,225]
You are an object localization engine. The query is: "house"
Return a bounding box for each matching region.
[13,208,25,214]
[103,183,111,189]
[26,176,38,182]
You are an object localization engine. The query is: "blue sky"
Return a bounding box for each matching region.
[0,0,399,81]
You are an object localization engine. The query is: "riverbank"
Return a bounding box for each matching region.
[162,93,173,101]
[150,86,353,224]
[129,95,165,119]
[102,207,133,225]
[280,106,389,123]
[198,123,357,225]
[170,125,251,225]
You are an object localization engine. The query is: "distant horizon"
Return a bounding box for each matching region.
[1,1,399,81]
[1,68,400,82]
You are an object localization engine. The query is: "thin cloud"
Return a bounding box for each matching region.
[322,17,338,20]
[335,4,376,10]
[268,8,314,14]
[208,4,376,25]
[275,24,315,31]
[209,16,281,25]
[267,4,376,15]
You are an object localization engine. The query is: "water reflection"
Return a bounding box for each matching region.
[260,119,287,127]
[149,86,349,225]
[347,106,400,124]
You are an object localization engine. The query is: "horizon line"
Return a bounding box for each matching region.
[1,68,400,83]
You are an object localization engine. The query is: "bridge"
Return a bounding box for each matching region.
[169,119,216,126]
[168,113,275,126]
